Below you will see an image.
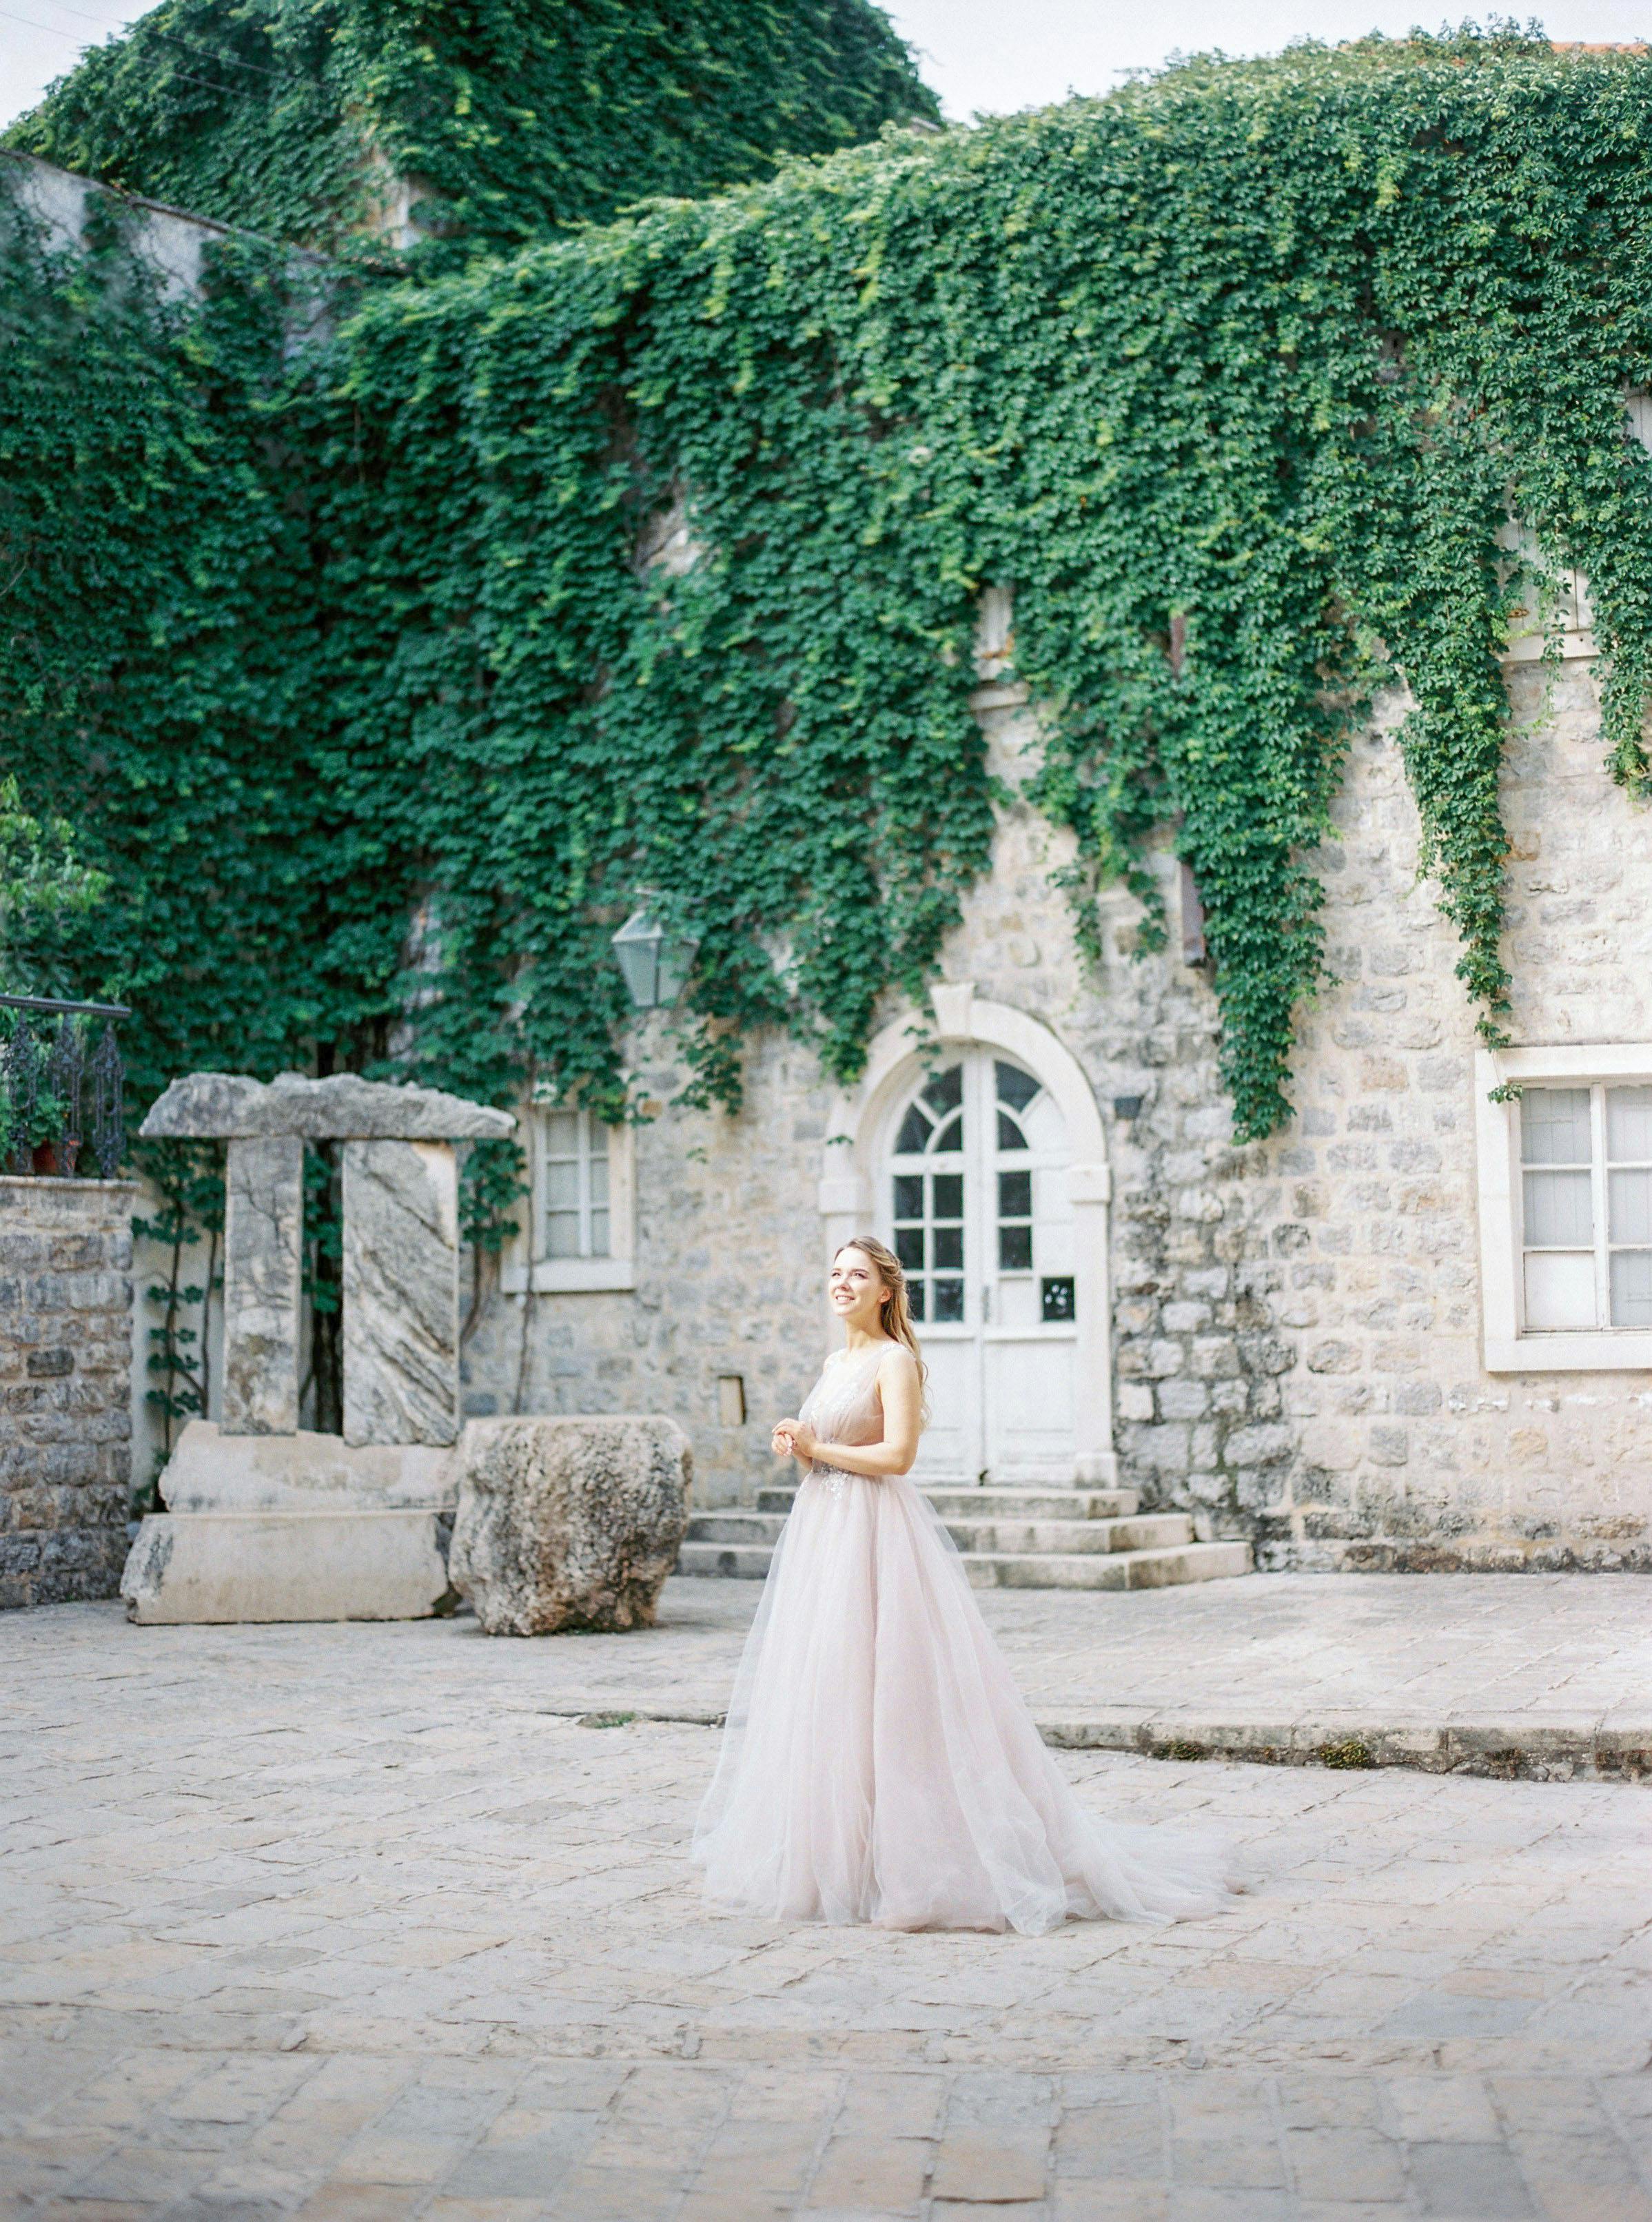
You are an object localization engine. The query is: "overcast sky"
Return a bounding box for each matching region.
[2,0,1647,134]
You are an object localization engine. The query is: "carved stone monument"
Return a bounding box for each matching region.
[120,1072,513,1624]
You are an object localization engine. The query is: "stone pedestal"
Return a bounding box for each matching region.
[450,1414,692,1635]
[122,1420,457,1623]
[124,1070,513,1623]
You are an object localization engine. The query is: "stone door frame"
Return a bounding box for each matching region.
[818,981,1117,1485]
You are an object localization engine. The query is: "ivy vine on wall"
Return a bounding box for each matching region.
[6,0,937,256]
[5,29,1652,1225]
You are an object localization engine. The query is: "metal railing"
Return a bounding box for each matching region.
[0,994,129,1178]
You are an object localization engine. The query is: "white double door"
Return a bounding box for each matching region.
[884,1048,1078,1485]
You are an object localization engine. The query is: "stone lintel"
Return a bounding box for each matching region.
[141,1070,515,1142]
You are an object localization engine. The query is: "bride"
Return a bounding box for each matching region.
[691,1235,1237,1934]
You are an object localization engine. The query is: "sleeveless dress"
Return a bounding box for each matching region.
[691,1343,1237,1935]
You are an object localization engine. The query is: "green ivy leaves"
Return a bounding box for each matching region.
[6,29,1652,1190]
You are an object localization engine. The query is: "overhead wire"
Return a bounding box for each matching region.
[38,0,282,74]
[3,2,283,99]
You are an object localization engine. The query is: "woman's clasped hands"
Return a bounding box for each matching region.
[771,1416,818,1462]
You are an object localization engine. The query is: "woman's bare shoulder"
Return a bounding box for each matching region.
[876,1341,921,1380]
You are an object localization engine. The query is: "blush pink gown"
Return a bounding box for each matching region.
[692,1343,1237,1935]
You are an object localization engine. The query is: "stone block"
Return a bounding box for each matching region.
[222,1134,303,1436]
[449,1414,692,1635]
[121,1419,458,1623]
[1190,1335,1240,1378]
[1123,1422,1190,1474]
[1157,1378,1210,1421]
[342,1140,460,1448]
[1305,1337,1361,1374]
[1225,1423,1293,1467]
[156,1418,455,1513]
[1392,1380,1443,1416]
[121,1509,452,1624]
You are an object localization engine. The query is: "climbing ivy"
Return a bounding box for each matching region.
[0,170,414,1105]
[0,774,108,995]
[6,28,1652,1174]
[6,0,937,258]
[325,28,1652,1139]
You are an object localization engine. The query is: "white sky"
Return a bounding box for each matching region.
[1,0,1646,135]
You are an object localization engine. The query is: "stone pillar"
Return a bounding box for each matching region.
[221,1136,303,1436]
[341,1140,460,1447]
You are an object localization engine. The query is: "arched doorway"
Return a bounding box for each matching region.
[884,1047,1077,1481]
[820,983,1116,1487]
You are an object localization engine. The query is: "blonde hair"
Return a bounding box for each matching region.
[834,1235,928,1409]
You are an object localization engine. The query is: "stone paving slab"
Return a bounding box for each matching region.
[39,1570,1630,1781]
[3,1593,1652,2219]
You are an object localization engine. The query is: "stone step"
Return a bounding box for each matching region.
[685,1509,1186,1557]
[927,1485,1142,1520]
[753,1485,1139,1519]
[677,1535,1252,1590]
[959,1542,1253,1591]
[686,1512,788,1547]
[943,1514,1194,1557]
[677,1541,779,1580]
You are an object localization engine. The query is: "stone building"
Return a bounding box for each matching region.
[14,153,1651,1583]
[460,589,1652,1577]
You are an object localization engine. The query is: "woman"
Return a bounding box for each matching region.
[692,1235,1236,1934]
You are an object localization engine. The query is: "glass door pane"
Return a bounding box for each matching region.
[982,1054,1077,1481]
[888,1063,966,1325]
[888,1059,979,1480]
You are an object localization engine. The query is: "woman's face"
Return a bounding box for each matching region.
[830,1246,890,1331]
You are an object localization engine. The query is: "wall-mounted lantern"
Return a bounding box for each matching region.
[611,902,700,1012]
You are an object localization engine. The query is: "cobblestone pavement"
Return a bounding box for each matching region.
[3,1597,1651,2221]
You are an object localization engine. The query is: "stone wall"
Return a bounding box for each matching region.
[460,655,1652,1565]
[1246,660,1652,1569]
[461,1039,833,1509]
[0,1176,137,1607]
[12,155,238,301]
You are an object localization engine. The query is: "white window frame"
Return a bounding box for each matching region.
[1499,524,1596,664]
[1501,391,1652,666]
[1476,1044,1652,1371]
[500,1102,636,1295]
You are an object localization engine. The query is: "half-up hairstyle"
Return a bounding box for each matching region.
[834,1234,928,1416]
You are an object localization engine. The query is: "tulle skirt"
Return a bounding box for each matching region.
[691,1466,1238,1935]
